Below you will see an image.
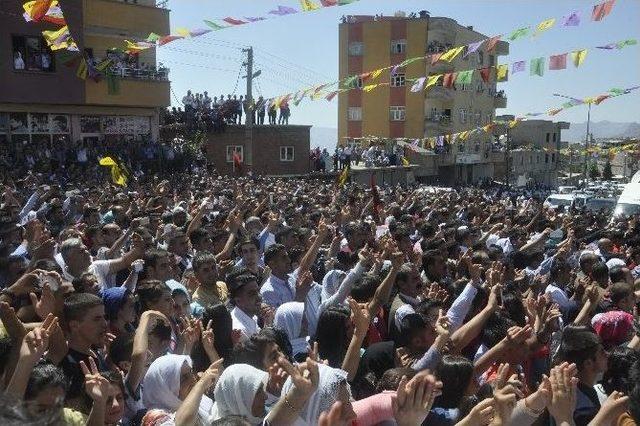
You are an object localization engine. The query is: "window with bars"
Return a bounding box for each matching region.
[390,73,406,87]
[348,42,364,56]
[280,146,295,162]
[226,145,243,163]
[389,106,406,121]
[348,107,362,121]
[459,108,467,123]
[391,40,406,54]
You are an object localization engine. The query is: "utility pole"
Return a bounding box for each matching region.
[242,46,255,172]
[505,126,511,189]
[583,102,591,187]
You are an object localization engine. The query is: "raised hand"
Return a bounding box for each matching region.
[199,358,224,390]
[277,355,319,396]
[434,309,451,339]
[0,301,27,342]
[267,362,289,396]
[80,357,110,403]
[319,402,351,426]
[201,320,219,361]
[19,313,58,363]
[295,270,314,299]
[392,373,442,426]
[547,362,579,424]
[179,317,201,354]
[348,298,371,338]
[457,398,495,425]
[29,282,56,320]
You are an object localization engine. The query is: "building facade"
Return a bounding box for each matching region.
[338,13,509,184]
[0,0,170,148]
[496,116,570,187]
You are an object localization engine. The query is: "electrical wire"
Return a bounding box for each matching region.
[254,48,333,81]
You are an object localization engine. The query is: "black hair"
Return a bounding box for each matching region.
[233,327,292,369]
[25,362,69,401]
[264,243,287,266]
[192,251,217,272]
[610,282,633,306]
[314,305,350,368]
[433,355,474,409]
[109,335,133,366]
[350,273,381,303]
[397,313,427,347]
[591,261,609,283]
[550,258,569,282]
[609,266,627,284]
[63,292,103,324]
[482,311,517,349]
[602,346,640,394]
[501,291,527,327]
[555,325,602,370]
[189,227,211,247]
[136,280,171,311]
[191,303,235,371]
[376,367,417,393]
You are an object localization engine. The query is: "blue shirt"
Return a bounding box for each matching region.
[260,270,298,309]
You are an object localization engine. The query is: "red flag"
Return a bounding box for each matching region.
[549,53,568,70]
[232,151,243,175]
[592,0,616,21]
[594,94,611,105]
[479,67,491,83]
[223,17,247,25]
[484,35,501,52]
[158,35,184,46]
[30,0,54,21]
[442,73,457,88]
[430,53,443,65]
[320,0,338,6]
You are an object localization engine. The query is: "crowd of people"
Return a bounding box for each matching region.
[162,91,292,131]
[0,163,639,426]
[309,145,411,173]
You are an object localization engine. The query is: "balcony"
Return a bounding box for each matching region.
[456,153,483,164]
[494,91,507,108]
[85,77,170,108]
[426,86,455,100]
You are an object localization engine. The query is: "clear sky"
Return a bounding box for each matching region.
[158,0,640,128]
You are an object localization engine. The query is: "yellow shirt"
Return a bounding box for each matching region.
[192,281,229,307]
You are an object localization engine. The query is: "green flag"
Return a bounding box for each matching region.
[146,33,161,42]
[455,70,474,85]
[508,27,529,41]
[616,39,637,49]
[530,57,545,76]
[342,75,359,88]
[204,20,227,30]
[609,88,625,96]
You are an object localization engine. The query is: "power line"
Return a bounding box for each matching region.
[254,48,333,81]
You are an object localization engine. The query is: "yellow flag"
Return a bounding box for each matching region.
[571,49,588,67]
[584,97,597,104]
[439,46,464,62]
[299,0,320,11]
[425,74,442,90]
[536,18,556,33]
[76,58,88,80]
[508,119,520,128]
[176,28,191,38]
[401,157,410,166]
[458,131,469,141]
[496,64,508,82]
[336,167,349,187]
[99,157,127,186]
[371,69,384,80]
[362,84,378,92]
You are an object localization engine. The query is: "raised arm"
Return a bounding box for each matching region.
[367,249,402,319]
[127,311,170,392]
[341,299,370,381]
[174,360,223,426]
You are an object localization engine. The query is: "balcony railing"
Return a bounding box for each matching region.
[112,0,169,8]
[493,90,507,108]
[426,115,452,126]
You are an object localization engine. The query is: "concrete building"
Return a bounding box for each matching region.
[161,124,311,176]
[496,116,570,187]
[337,12,509,184]
[0,0,170,146]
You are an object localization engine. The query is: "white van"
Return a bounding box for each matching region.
[544,194,575,210]
[612,182,640,218]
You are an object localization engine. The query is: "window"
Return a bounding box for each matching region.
[226,145,243,163]
[391,73,406,87]
[389,106,406,121]
[348,42,363,56]
[12,35,55,72]
[280,146,295,162]
[553,133,557,142]
[477,51,484,66]
[552,153,556,163]
[391,40,406,54]
[459,108,467,123]
[348,107,362,121]
[546,133,550,142]
[429,107,438,119]
[545,154,549,164]
[355,77,364,89]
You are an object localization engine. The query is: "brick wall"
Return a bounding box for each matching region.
[202,125,311,176]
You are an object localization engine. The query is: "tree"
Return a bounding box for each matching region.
[602,159,613,181]
[589,162,600,180]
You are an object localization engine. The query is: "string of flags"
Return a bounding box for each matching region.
[342,85,639,154]
[262,0,619,108]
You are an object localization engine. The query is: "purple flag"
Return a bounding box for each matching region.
[245,17,266,22]
[189,28,212,37]
[269,5,298,16]
[561,11,581,26]
[512,60,526,74]
[463,40,483,58]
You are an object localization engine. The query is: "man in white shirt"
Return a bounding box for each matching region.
[229,272,262,342]
[545,258,578,317]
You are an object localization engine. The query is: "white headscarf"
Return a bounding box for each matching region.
[142,354,213,420]
[210,364,269,425]
[274,302,310,357]
[280,364,350,426]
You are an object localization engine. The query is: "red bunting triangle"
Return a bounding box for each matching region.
[442,73,457,88]
[479,67,491,83]
[484,35,502,52]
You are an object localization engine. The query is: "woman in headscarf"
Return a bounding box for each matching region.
[210,363,269,425]
[142,354,213,422]
[280,363,356,426]
[274,301,310,361]
[102,287,136,336]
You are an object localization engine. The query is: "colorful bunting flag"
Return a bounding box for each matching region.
[455,70,474,85]
[442,73,456,88]
[549,53,568,70]
[464,40,483,58]
[512,60,526,74]
[99,157,128,186]
[484,35,502,52]
[23,0,65,25]
[479,67,491,83]
[189,28,212,37]
[336,167,349,187]
[425,74,442,90]
[269,5,298,16]
[371,69,383,80]
[508,27,529,41]
[42,25,77,51]
[430,53,443,65]
[410,77,426,92]
[496,64,508,81]
[535,18,556,34]
[300,0,321,11]
[530,57,545,76]
[363,84,378,92]
[223,17,247,25]
[592,0,616,21]
[24,0,53,21]
[571,49,588,67]
[325,91,339,102]
[146,33,161,42]
[439,46,464,62]
[616,39,638,49]
[176,28,191,38]
[245,17,267,22]
[204,20,228,31]
[76,58,87,80]
[561,11,581,26]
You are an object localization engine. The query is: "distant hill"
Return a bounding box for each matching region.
[310,127,338,151]
[564,121,640,142]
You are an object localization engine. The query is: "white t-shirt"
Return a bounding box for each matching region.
[89,259,117,289]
